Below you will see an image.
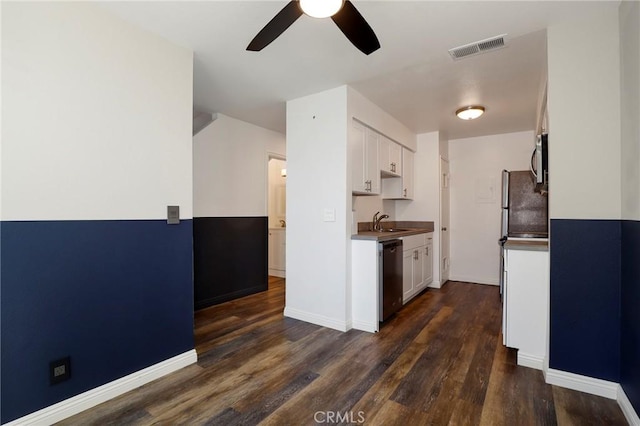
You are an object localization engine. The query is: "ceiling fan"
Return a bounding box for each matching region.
[247,0,380,55]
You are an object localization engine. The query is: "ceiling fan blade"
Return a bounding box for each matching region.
[331,0,380,55]
[247,1,303,51]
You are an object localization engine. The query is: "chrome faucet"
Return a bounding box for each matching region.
[373,212,390,231]
[372,211,379,231]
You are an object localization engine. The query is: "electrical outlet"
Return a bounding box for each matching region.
[50,356,71,385]
[167,205,180,224]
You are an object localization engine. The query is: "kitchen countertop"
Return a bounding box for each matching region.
[352,221,434,242]
[504,239,549,251]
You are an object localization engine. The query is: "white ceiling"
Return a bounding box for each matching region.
[100,1,618,140]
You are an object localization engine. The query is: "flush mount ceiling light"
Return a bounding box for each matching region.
[456,105,485,120]
[299,0,344,18]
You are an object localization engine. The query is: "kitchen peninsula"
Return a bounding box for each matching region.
[352,221,434,332]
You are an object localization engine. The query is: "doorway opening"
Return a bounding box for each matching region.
[267,155,286,282]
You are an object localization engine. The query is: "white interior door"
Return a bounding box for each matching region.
[440,158,450,283]
[267,155,286,278]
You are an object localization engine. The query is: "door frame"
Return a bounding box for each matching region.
[439,156,450,284]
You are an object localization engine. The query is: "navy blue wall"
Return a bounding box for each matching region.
[0,220,194,423]
[621,220,640,413]
[549,219,621,382]
[193,217,268,310]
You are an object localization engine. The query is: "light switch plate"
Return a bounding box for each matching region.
[167,205,180,224]
[323,208,336,222]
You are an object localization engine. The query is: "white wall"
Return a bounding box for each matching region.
[547,8,621,220]
[285,86,351,331]
[1,2,193,221]
[439,132,450,161]
[620,0,640,221]
[396,131,442,285]
[192,114,285,217]
[352,196,395,226]
[448,131,534,285]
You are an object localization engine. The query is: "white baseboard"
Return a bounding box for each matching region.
[268,269,285,278]
[544,367,618,399]
[448,275,498,286]
[618,385,640,426]
[517,352,544,370]
[427,280,442,289]
[542,366,640,423]
[284,307,349,332]
[5,350,197,426]
[351,319,378,333]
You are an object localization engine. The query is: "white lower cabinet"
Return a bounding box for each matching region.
[402,249,417,302]
[401,233,433,303]
[421,236,434,289]
[503,246,549,370]
[268,229,286,277]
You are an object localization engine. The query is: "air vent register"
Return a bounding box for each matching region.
[448,34,507,60]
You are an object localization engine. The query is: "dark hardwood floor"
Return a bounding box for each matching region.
[58,278,627,425]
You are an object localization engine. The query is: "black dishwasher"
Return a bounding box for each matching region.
[378,239,403,322]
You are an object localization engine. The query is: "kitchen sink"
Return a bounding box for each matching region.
[376,228,410,233]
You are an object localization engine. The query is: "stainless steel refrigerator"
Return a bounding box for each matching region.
[499,170,548,294]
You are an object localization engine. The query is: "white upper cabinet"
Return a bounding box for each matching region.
[365,128,380,194]
[402,149,414,199]
[381,148,414,200]
[379,135,402,177]
[351,120,380,195]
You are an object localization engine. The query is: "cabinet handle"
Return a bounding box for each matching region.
[403,188,407,197]
[425,247,429,256]
[414,250,418,260]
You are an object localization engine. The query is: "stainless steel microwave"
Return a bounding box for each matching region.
[531,133,548,192]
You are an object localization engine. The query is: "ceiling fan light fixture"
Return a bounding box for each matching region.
[456,105,485,120]
[299,0,344,18]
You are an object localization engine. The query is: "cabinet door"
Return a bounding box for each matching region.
[350,121,367,193]
[365,128,380,194]
[402,149,414,199]
[402,249,415,303]
[279,231,286,271]
[423,241,433,286]
[504,248,549,358]
[379,136,401,177]
[268,231,277,270]
[269,230,285,271]
[379,135,391,174]
[388,141,402,177]
[413,248,424,292]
